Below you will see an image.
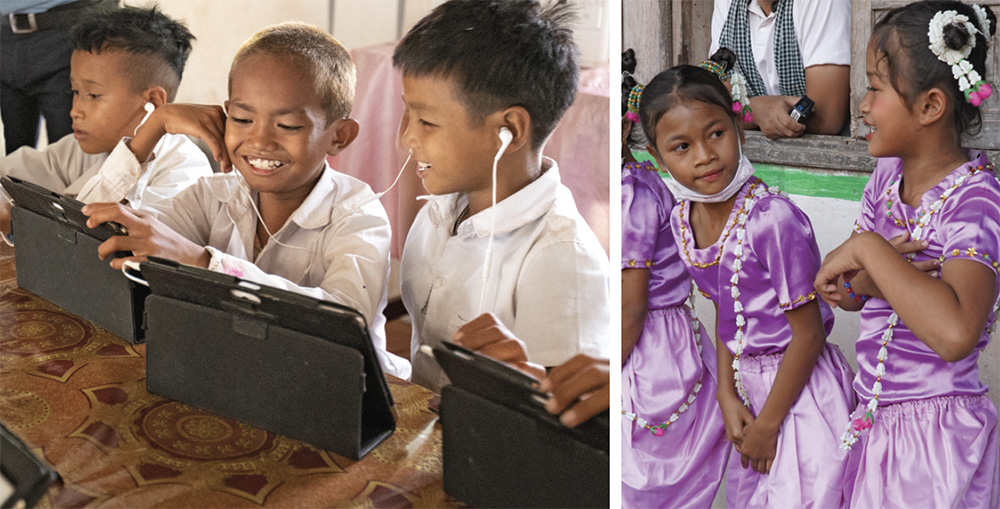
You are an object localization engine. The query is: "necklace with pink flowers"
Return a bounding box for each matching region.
[840,162,994,449]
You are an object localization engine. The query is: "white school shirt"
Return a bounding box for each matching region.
[710,0,852,96]
[141,164,410,379]
[401,159,610,392]
[1,133,211,207]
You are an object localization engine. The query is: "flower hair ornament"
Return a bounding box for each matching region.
[928,7,993,106]
[698,58,753,122]
[626,82,643,123]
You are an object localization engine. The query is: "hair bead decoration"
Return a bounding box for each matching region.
[928,8,993,106]
[698,57,753,123]
[626,83,643,123]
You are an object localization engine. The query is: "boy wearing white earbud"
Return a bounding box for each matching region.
[394,0,610,391]
[0,6,211,233]
[80,23,410,379]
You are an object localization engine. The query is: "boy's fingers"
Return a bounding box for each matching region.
[84,203,133,228]
[558,383,609,427]
[452,313,499,343]
[109,255,146,271]
[456,326,505,351]
[97,235,132,261]
[545,361,608,415]
[476,339,527,364]
[540,353,593,392]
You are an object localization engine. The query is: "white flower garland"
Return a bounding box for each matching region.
[840,166,984,450]
[622,282,704,436]
[928,8,993,106]
[972,4,991,39]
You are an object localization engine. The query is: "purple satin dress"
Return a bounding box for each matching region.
[621,161,729,508]
[671,177,856,508]
[846,151,1000,508]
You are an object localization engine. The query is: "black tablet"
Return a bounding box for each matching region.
[1,175,127,241]
[1,424,59,508]
[433,340,609,452]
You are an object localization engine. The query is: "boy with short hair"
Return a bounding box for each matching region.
[81,23,408,377]
[394,0,609,391]
[0,6,210,212]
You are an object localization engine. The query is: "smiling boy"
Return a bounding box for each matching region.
[82,23,408,377]
[394,0,610,391]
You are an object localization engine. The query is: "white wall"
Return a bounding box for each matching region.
[132,0,610,108]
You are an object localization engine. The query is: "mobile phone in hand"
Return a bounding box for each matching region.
[790,95,814,123]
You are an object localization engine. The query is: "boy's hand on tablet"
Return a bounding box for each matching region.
[131,103,231,172]
[452,313,545,380]
[539,354,609,428]
[82,202,210,270]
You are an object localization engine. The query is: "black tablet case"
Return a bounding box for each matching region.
[435,344,610,508]
[140,259,395,460]
[10,206,147,344]
[1,424,59,508]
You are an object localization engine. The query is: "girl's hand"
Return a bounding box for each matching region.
[815,233,871,307]
[82,202,210,270]
[849,233,938,298]
[717,391,754,450]
[453,313,545,380]
[539,354,610,428]
[740,418,779,474]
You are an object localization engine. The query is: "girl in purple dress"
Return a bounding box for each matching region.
[620,50,729,509]
[815,2,999,507]
[636,49,856,508]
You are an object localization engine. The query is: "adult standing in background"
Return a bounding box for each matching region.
[1,0,117,154]
[711,0,851,139]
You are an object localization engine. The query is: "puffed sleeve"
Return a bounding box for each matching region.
[937,177,1000,276]
[855,158,894,233]
[622,173,667,269]
[746,195,823,310]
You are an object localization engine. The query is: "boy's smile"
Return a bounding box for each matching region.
[400,74,501,213]
[69,50,148,154]
[226,53,341,203]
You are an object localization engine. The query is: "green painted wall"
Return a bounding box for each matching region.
[632,151,869,202]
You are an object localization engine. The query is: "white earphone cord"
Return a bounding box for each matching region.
[477,128,512,315]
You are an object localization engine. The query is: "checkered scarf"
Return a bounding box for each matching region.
[719,0,807,97]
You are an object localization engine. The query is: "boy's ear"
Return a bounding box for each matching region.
[326,118,360,157]
[497,106,532,153]
[143,86,169,108]
[914,87,948,126]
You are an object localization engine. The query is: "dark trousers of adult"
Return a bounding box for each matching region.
[1,27,74,154]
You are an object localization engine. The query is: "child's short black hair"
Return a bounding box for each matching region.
[71,5,195,102]
[870,1,996,138]
[639,49,737,152]
[393,0,579,150]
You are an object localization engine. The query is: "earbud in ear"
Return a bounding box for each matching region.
[495,127,513,161]
[134,102,157,136]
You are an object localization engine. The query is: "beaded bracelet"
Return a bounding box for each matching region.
[843,281,869,302]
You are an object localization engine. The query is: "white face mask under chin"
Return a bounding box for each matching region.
[660,142,755,203]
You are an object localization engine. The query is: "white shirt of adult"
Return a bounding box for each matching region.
[401,158,610,392]
[1,133,211,208]
[710,0,852,96]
